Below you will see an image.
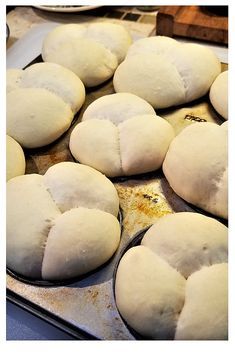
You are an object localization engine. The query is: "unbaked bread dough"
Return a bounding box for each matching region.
[6,162,120,280]
[175,263,228,340]
[70,115,174,177]
[115,212,228,339]
[163,122,227,219]
[82,92,156,125]
[209,71,228,120]
[6,135,25,181]
[70,93,174,177]
[6,62,86,148]
[42,22,132,87]
[7,87,73,148]
[141,212,228,278]
[113,36,221,109]
[7,62,85,113]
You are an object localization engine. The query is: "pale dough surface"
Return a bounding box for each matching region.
[6,135,26,181]
[209,71,228,120]
[163,122,228,219]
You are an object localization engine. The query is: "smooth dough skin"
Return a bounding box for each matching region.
[113,36,221,109]
[70,115,174,177]
[115,212,228,340]
[42,22,132,87]
[42,208,121,280]
[209,71,228,120]
[82,92,156,125]
[163,122,228,219]
[141,212,228,278]
[6,135,25,181]
[6,162,120,280]
[175,263,228,340]
[7,87,73,148]
[115,246,186,339]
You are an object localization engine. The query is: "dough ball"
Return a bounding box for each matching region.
[7,162,120,280]
[114,36,221,109]
[7,174,61,278]
[6,135,25,181]
[163,122,227,219]
[115,245,186,339]
[43,162,119,216]
[142,212,228,278]
[69,115,174,177]
[19,62,85,113]
[175,263,228,340]
[209,71,228,120]
[42,22,132,87]
[115,212,228,339]
[82,92,156,125]
[42,207,120,280]
[7,87,73,148]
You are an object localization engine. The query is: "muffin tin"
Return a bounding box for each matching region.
[6,56,227,339]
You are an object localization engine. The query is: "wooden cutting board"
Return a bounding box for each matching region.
[156,6,228,44]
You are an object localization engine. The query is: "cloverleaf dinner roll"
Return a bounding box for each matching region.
[115,212,228,340]
[209,71,228,120]
[7,162,120,280]
[6,135,25,181]
[6,63,85,149]
[113,36,221,109]
[42,23,132,87]
[69,93,174,177]
[163,121,227,219]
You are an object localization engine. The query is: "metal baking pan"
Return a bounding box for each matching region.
[6,56,227,339]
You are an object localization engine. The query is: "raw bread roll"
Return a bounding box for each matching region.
[82,92,156,125]
[115,246,186,339]
[70,93,174,177]
[209,71,228,120]
[142,212,228,278]
[7,162,120,280]
[7,87,73,148]
[114,36,221,109]
[70,115,174,177]
[163,122,227,219]
[42,22,132,87]
[175,263,228,340]
[115,212,228,339]
[6,135,25,181]
[7,62,85,113]
[6,62,85,148]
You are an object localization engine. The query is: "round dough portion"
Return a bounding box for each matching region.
[163,122,228,219]
[6,135,26,181]
[69,119,122,177]
[43,162,119,216]
[7,162,120,280]
[42,23,132,87]
[19,62,85,113]
[142,212,228,278]
[7,87,73,148]
[43,37,118,87]
[210,71,228,120]
[69,115,174,177]
[42,207,121,280]
[119,115,175,175]
[82,92,156,125]
[175,263,228,340]
[7,174,61,278]
[114,53,186,109]
[115,246,186,339]
[85,22,132,64]
[114,36,221,109]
